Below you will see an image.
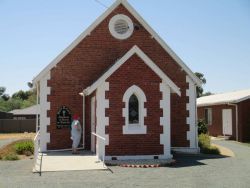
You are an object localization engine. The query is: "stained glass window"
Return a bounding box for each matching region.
[129,94,139,124]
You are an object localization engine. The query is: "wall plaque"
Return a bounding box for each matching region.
[56,106,72,129]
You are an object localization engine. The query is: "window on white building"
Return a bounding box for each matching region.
[205,108,212,125]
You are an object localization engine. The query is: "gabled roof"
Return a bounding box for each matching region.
[10,105,40,115]
[197,89,250,107]
[33,0,201,86]
[83,45,181,96]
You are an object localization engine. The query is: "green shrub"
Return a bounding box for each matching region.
[198,119,208,135]
[198,134,210,148]
[4,153,19,161]
[201,146,220,155]
[14,140,34,155]
[199,134,220,155]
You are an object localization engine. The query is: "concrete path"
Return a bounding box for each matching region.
[34,151,107,172]
[212,143,235,157]
[0,138,18,149]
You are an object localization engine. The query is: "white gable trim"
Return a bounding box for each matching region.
[33,0,201,86]
[122,1,202,86]
[33,0,123,83]
[84,45,181,96]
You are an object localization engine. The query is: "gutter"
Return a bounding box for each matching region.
[227,103,238,141]
[194,84,199,150]
[79,92,86,149]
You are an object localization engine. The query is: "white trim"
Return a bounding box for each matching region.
[91,96,96,152]
[228,103,238,141]
[96,82,109,160]
[39,72,51,152]
[122,85,147,135]
[186,76,198,148]
[204,108,213,125]
[84,45,181,96]
[32,0,201,86]
[82,93,85,149]
[105,154,173,160]
[160,83,172,159]
[109,14,134,40]
[197,96,250,107]
[222,109,233,136]
[35,82,40,132]
[172,147,200,154]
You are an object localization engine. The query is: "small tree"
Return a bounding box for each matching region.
[195,72,206,98]
[197,119,208,135]
[12,90,30,100]
[0,87,6,96]
[2,94,10,101]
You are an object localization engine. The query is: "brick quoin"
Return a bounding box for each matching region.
[47,4,189,150]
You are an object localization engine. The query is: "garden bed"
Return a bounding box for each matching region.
[0,139,34,161]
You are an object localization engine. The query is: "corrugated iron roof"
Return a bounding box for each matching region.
[197,89,250,107]
[10,105,39,115]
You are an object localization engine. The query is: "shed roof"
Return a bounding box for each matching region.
[10,105,39,115]
[197,89,250,107]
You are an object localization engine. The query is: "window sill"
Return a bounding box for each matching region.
[122,124,147,135]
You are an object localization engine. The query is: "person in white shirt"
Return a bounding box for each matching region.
[71,114,82,154]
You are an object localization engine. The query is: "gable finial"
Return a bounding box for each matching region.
[116,0,127,3]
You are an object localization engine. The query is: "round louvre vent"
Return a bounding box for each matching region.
[114,19,129,34]
[109,14,134,40]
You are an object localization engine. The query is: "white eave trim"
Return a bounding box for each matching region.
[32,0,123,83]
[84,45,181,96]
[33,0,201,86]
[197,96,250,107]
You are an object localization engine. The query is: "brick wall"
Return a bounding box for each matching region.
[106,55,163,156]
[238,99,250,142]
[46,4,189,150]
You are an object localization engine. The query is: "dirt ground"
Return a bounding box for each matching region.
[0,133,35,140]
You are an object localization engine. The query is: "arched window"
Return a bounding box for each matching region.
[129,94,139,124]
[123,85,147,134]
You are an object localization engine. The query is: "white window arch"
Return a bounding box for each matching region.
[122,85,147,134]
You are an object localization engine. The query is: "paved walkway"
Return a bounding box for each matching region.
[0,138,18,149]
[212,143,235,157]
[34,151,107,172]
[0,140,250,188]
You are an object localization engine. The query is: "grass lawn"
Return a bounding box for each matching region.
[0,133,35,140]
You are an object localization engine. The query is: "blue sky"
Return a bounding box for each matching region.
[0,0,249,95]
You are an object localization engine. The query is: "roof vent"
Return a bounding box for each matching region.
[114,19,129,34]
[109,14,134,40]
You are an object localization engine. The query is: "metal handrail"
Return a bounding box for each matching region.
[91,132,106,166]
[34,130,40,142]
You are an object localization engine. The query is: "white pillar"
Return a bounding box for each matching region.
[96,82,109,160]
[160,82,172,159]
[82,93,85,149]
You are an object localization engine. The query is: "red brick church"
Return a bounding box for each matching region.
[33,0,201,160]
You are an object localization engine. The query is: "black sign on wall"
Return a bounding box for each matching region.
[56,106,72,129]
